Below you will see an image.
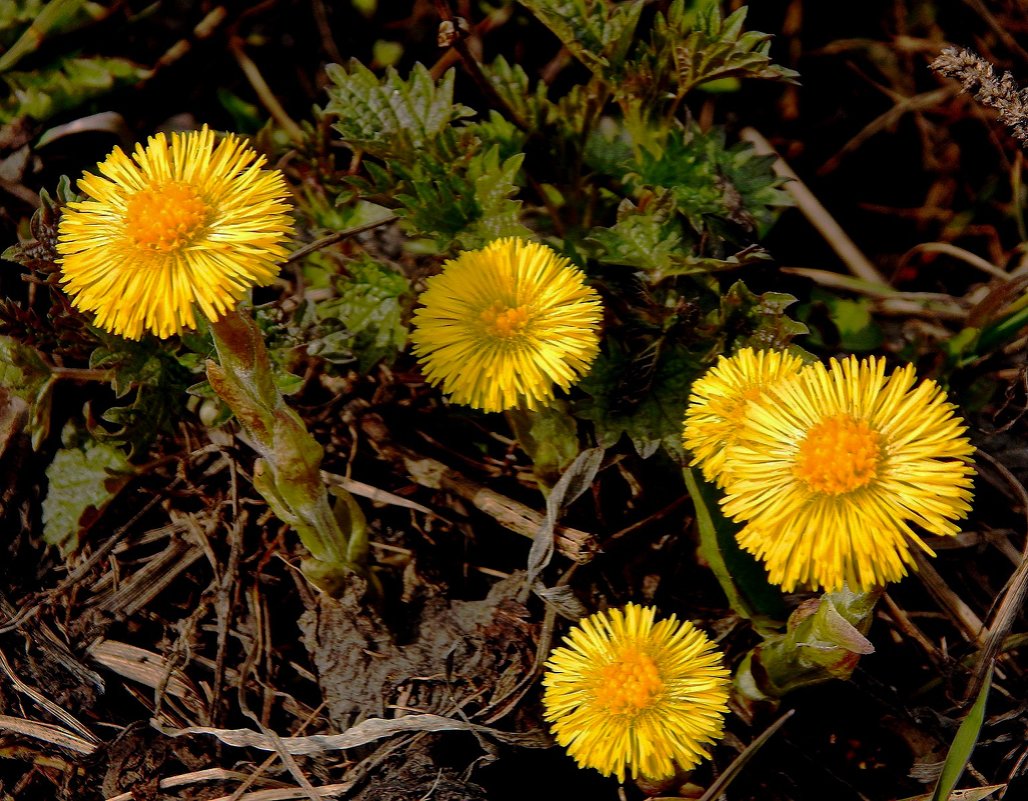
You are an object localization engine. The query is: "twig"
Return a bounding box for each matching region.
[431,0,530,131]
[963,449,1028,702]
[911,242,1011,280]
[740,127,890,285]
[284,215,399,265]
[359,413,599,563]
[914,551,988,644]
[103,769,287,801]
[230,37,304,144]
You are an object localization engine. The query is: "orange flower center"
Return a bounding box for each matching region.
[794,414,882,495]
[480,302,531,338]
[593,647,664,715]
[125,181,210,252]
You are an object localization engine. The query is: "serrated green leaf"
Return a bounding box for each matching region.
[576,342,697,458]
[619,0,797,113]
[479,56,550,130]
[2,55,148,123]
[588,194,684,274]
[520,0,644,79]
[312,257,412,372]
[670,5,799,98]
[721,281,810,352]
[395,142,529,250]
[42,439,133,554]
[458,149,530,248]
[324,61,474,159]
[633,126,791,237]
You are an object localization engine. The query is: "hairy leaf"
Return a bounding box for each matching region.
[311,257,412,372]
[395,144,529,250]
[670,3,799,97]
[0,336,54,449]
[576,341,698,458]
[520,0,643,79]
[1,55,148,123]
[325,61,474,159]
[620,0,797,112]
[42,438,133,553]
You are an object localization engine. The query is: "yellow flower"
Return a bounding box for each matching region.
[409,238,602,412]
[543,603,730,783]
[57,125,294,339]
[683,347,806,487]
[723,355,975,592]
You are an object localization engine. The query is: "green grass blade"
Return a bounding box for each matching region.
[931,665,994,801]
[0,0,86,73]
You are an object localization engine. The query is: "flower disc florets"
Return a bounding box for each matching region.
[57,125,294,339]
[409,238,603,413]
[683,347,806,487]
[542,603,730,782]
[722,355,976,591]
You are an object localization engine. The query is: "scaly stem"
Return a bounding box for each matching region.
[206,308,365,595]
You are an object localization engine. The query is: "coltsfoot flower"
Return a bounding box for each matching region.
[683,347,806,487]
[723,355,975,592]
[57,125,294,339]
[409,238,603,413]
[543,603,730,782]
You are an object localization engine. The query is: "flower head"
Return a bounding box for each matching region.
[57,125,294,339]
[409,238,602,412]
[543,603,730,783]
[683,347,806,487]
[723,356,975,592]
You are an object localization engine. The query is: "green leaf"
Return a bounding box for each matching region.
[0,336,54,450]
[42,438,133,554]
[931,666,994,801]
[631,126,792,238]
[576,341,697,459]
[324,61,474,159]
[669,4,799,98]
[0,0,104,73]
[798,290,883,351]
[507,402,581,491]
[2,55,148,123]
[478,55,550,130]
[721,281,810,352]
[620,0,797,112]
[685,468,785,626]
[311,257,412,372]
[588,194,685,274]
[458,148,531,248]
[395,143,529,250]
[735,587,880,702]
[519,0,644,79]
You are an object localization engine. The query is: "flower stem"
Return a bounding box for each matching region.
[206,308,365,595]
